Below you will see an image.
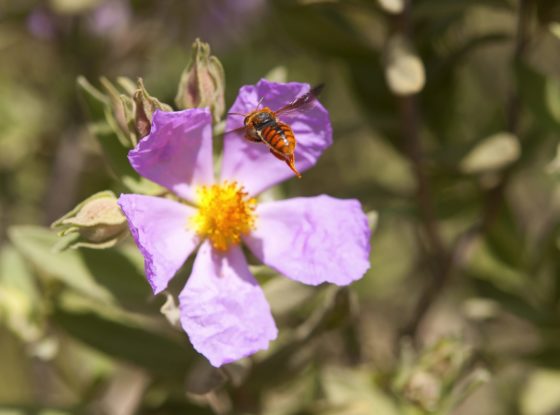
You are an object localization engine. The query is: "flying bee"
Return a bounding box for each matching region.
[226,84,325,178]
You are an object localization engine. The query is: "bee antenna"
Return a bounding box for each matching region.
[227,112,246,117]
[256,96,265,110]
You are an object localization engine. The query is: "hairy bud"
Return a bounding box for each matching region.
[175,38,225,122]
[133,78,172,140]
[52,191,128,250]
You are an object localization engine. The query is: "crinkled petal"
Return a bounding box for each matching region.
[118,194,199,294]
[129,108,214,202]
[222,79,332,195]
[179,241,277,367]
[244,195,370,286]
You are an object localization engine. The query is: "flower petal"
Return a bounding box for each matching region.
[129,108,214,202]
[179,241,278,367]
[244,195,370,286]
[221,80,332,195]
[118,194,199,294]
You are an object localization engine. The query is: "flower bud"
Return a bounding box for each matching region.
[175,38,225,122]
[52,191,128,250]
[133,78,172,140]
[100,77,136,147]
[394,337,485,412]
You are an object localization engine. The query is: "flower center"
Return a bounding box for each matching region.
[190,181,256,251]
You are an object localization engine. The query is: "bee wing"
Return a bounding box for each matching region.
[223,125,246,136]
[275,83,325,116]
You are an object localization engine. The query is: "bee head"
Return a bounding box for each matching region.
[246,110,273,128]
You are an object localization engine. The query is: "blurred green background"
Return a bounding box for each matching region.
[3,0,560,414]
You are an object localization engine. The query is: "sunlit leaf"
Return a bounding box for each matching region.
[385,35,425,96]
[377,0,403,14]
[460,132,520,174]
[50,0,103,14]
[520,369,560,415]
[321,366,398,415]
[8,226,154,313]
[9,226,113,303]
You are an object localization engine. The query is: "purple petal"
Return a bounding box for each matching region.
[118,194,199,294]
[129,108,214,202]
[221,80,332,195]
[244,195,370,286]
[179,241,278,367]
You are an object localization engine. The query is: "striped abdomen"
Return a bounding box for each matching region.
[257,121,295,156]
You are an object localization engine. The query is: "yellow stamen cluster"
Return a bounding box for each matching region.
[190,181,256,251]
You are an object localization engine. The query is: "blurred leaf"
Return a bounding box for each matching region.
[545,76,560,124]
[520,369,560,415]
[272,0,373,60]
[185,359,226,395]
[96,366,150,415]
[385,35,425,96]
[536,0,560,25]
[516,62,560,132]
[159,292,181,327]
[442,368,490,413]
[471,278,550,325]
[412,0,512,19]
[321,366,398,415]
[263,277,315,318]
[0,245,39,302]
[9,226,113,303]
[265,66,288,83]
[80,247,154,313]
[250,288,355,389]
[377,0,403,14]
[460,132,520,174]
[484,202,526,270]
[53,305,194,378]
[50,0,103,14]
[349,55,401,148]
[546,143,560,174]
[550,22,560,39]
[422,32,510,145]
[9,226,155,313]
[526,346,560,369]
[0,246,43,342]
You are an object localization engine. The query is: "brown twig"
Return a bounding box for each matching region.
[394,0,450,339]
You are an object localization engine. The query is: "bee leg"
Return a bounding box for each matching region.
[268,149,302,179]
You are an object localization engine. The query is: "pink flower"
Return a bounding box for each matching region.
[118,80,371,367]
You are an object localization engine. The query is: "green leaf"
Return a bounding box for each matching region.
[52,306,194,378]
[321,366,398,415]
[471,278,550,325]
[0,246,43,342]
[385,35,425,96]
[516,62,560,132]
[8,226,154,313]
[377,0,404,14]
[8,226,113,303]
[520,369,560,415]
[460,132,520,174]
